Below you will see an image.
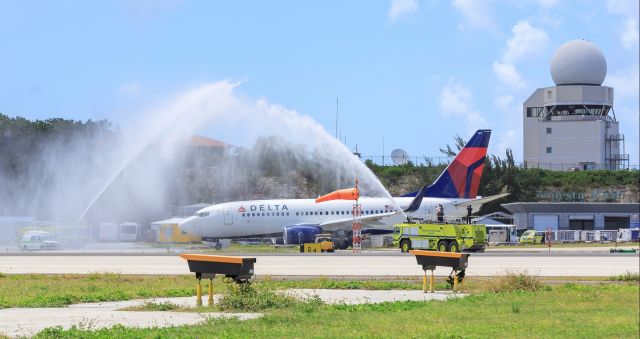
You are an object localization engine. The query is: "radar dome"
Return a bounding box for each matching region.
[550,39,607,86]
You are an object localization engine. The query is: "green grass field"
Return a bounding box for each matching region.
[1,273,638,338]
[35,283,639,338]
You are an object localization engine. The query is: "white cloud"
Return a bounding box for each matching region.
[118,82,143,97]
[494,95,515,113]
[493,61,526,88]
[606,63,640,99]
[606,0,640,49]
[498,129,519,156]
[388,0,418,22]
[503,21,549,63]
[492,21,548,87]
[438,79,487,130]
[621,18,639,49]
[451,0,497,33]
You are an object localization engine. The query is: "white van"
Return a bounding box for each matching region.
[119,222,139,242]
[20,231,59,251]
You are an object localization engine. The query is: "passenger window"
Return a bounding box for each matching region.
[286,212,289,216]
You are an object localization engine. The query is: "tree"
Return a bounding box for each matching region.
[439,135,466,157]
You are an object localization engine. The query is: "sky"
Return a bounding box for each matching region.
[1,0,638,165]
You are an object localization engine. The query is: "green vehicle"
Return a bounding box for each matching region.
[393,223,487,253]
[519,230,546,244]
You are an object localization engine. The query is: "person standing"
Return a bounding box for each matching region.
[436,204,444,223]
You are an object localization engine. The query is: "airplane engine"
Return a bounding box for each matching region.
[282,225,322,245]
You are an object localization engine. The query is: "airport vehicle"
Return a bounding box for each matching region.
[301,234,335,253]
[314,233,336,252]
[180,130,507,249]
[119,222,139,242]
[519,230,546,244]
[20,231,59,251]
[393,223,487,252]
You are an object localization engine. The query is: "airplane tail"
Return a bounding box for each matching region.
[403,129,491,199]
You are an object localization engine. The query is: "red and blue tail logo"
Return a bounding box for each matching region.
[403,130,491,199]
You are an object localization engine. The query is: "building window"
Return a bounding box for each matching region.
[546,127,552,134]
[546,147,552,154]
[526,107,543,117]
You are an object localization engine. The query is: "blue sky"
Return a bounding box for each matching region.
[1,0,638,164]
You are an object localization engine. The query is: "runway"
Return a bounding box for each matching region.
[1,252,637,276]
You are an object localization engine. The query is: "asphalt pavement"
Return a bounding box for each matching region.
[0,252,637,276]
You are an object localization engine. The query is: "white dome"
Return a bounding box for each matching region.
[550,40,607,85]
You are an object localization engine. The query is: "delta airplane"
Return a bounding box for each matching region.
[179,129,507,249]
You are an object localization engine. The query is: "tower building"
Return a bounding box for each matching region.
[523,39,628,170]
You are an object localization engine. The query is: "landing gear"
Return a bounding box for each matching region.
[337,238,350,250]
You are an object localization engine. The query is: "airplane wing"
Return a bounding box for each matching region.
[318,211,399,231]
[451,193,510,209]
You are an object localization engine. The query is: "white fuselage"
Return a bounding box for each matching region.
[179,196,475,238]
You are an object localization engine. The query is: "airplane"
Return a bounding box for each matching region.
[179,129,508,249]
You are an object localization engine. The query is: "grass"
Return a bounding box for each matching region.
[1,273,638,337]
[610,271,640,282]
[491,241,640,249]
[147,242,300,253]
[121,301,185,312]
[33,283,639,338]
[0,274,440,308]
[0,273,619,309]
[0,274,196,308]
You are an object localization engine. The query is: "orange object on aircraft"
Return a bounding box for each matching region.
[315,187,359,203]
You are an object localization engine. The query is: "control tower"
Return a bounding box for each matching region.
[523,39,628,170]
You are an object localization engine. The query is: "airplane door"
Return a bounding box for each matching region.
[224,211,233,225]
[424,203,435,220]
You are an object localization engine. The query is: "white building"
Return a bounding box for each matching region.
[523,40,629,170]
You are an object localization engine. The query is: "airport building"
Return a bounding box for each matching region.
[523,39,629,170]
[502,202,640,231]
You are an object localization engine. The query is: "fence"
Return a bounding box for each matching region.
[551,230,623,243]
[358,155,639,170]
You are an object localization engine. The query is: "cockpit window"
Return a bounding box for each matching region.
[196,212,210,217]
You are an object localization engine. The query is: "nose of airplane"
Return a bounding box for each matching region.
[179,216,198,235]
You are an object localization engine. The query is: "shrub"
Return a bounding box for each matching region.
[217,283,297,312]
[488,270,543,293]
